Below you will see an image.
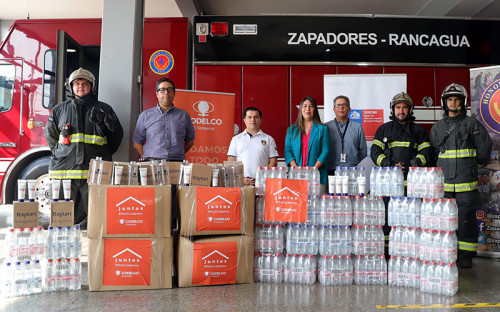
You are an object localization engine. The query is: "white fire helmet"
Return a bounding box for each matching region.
[69,68,95,88]
[441,83,468,112]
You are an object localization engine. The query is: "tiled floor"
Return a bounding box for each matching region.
[1,205,500,312]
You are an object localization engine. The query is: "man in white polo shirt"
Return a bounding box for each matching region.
[227,107,279,185]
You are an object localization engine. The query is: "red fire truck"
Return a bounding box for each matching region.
[1,15,499,217]
[0,18,189,214]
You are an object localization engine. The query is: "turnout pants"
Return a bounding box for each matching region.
[444,190,480,259]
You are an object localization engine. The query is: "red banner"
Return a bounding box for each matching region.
[175,90,235,164]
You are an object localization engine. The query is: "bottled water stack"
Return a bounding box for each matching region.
[407,167,444,199]
[318,255,353,285]
[319,195,352,226]
[370,167,404,197]
[352,195,385,226]
[353,255,388,285]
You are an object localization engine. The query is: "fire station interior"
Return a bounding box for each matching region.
[1,0,500,311]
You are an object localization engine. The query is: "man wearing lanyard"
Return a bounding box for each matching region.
[325,95,367,175]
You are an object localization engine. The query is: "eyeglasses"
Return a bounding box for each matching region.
[334,103,349,108]
[156,87,174,94]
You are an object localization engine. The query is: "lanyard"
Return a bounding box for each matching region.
[335,119,349,153]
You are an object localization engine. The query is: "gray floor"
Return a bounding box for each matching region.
[1,205,500,312]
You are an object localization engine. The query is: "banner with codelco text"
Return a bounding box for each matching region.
[175,90,235,164]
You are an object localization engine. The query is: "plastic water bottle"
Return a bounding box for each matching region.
[309,167,320,195]
[14,261,25,296]
[443,262,458,296]
[32,260,42,294]
[54,259,63,291]
[72,225,82,258]
[45,259,55,292]
[45,226,55,260]
[62,258,72,290]
[307,195,320,225]
[24,261,34,295]
[1,262,14,297]
[5,228,18,260]
[370,167,380,196]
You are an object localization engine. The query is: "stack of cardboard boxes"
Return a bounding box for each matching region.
[87,161,173,291]
[176,162,255,287]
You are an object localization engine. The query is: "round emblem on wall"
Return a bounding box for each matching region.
[149,50,174,75]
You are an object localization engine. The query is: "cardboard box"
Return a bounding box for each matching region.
[190,164,212,187]
[13,201,38,228]
[167,162,181,185]
[177,186,255,236]
[88,185,172,238]
[177,235,254,287]
[50,200,74,227]
[88,159,114,185]
[88,236,173,291]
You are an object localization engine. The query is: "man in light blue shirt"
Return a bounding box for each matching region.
[133,78,195,161]
[325,95,367,175]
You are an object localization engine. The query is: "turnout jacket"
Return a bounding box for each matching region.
[430,113,492,192]
[44,95,123,179]
[371,120,432,173]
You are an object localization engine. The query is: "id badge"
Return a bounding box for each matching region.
[340,153,347,163]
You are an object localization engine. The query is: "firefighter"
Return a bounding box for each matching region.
[371,92,432,256]
[430,83,492,268]
[44,68,123,228]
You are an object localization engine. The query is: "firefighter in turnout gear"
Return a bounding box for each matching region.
[371,92,432,177]
[371,92,432,257]
[430,83,492,268]
[44,68,123,227]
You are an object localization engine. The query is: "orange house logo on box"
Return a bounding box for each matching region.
[107,188,156,234]
[192,241,238,285]
[103,239,152,286]
[264,179,308,223]
[273,187,300,212]
[113,248,142,264]
[196,188,241,231]
[203,250,229,266]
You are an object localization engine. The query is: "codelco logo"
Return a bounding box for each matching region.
[191,100,222,125]
[107,188,155,235]
[192,242,238,285]
[196,188,241,231]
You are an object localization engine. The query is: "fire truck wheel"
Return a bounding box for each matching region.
[18,156,50,184]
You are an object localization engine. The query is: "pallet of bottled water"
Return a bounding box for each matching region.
[387,195,459,296]
[1,225,83,297]
[407,167,444,199]
[370,167,405,197]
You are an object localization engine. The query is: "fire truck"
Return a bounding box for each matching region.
[0,18,189,215]
[1,15,498,217]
